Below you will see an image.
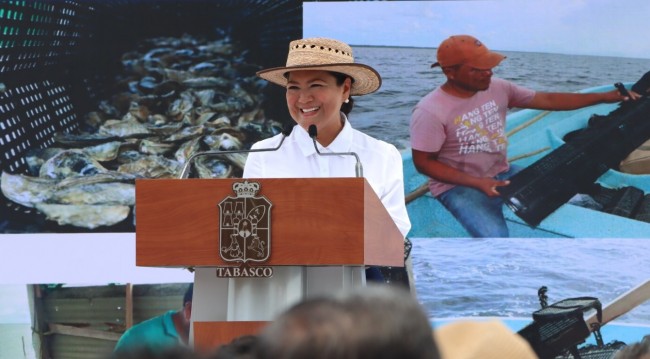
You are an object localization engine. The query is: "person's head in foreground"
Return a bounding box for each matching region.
[254,285,439,359]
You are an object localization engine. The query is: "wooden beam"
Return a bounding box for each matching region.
[126,283,133,330]
[586,279,650,328]
[47,323,121,341]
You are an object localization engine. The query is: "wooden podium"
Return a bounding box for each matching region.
[135,177,404,351]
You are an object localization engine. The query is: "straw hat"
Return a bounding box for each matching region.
[434,320,538,359]
[256,37,381,96]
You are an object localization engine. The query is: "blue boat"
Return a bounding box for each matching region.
[403,84,650,238]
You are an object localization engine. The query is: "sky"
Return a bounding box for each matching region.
[304,0,650,59]
[0,234,194,323]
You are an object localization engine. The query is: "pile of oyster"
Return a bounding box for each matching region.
[1,33,283,230]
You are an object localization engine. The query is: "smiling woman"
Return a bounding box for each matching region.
[244,37,412,287]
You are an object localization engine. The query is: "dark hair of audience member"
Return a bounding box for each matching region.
[208,335,260,359]
[614,335,650,359]
[254,285,440,359]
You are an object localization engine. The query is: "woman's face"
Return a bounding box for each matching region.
[443,64,494,95]
[285,70,351,143]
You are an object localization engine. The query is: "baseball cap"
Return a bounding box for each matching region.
[431,35,505,69]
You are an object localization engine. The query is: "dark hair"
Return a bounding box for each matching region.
[110,345,200,359]
[209,335,259,359]
[329,71,355,115]
[183,283,193,305]
[256,286,440,359]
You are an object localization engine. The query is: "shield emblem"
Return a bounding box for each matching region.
[218,181,272,264]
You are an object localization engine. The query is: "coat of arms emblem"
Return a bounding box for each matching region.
[218,180,272,264]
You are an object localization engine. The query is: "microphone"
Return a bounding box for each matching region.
[308,124,363,177]
[178,124,295,179]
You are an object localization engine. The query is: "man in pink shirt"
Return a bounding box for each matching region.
[410,35,631,237]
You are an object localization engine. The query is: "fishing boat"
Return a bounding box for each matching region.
[403,83,650,238]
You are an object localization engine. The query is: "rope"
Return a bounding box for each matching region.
[508,147,551,163]
[506,110,551,137]
[405,182,430,204]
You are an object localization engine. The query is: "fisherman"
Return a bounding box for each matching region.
[113,283,193,353]
[410,34,636,238]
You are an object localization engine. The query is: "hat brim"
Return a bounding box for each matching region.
[256,63,382,96]
[431,51,506,69]
[465,51,506,69]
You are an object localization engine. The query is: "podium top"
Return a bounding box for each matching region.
[135,177,404,267]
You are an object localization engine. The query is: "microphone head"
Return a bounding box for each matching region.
[308,124,318,138]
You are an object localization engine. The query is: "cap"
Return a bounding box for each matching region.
[431,35,505,69]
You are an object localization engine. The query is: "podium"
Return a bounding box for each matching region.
[135,177,404,351]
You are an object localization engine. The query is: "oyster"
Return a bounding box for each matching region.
[117,155,181,178]
[1,32,291,231]
[39,150,108,179]
[82,141,122,162]
[175,137,201,164]
[98,119,150,138]
[182,77,229,89]
[194,157,233,179]
[24,148,65,176]
[203,132,242,151]
[1,172,57,208]
[35,203,131,229]
[139,139,175,156]
[164,125,205,143]
[49,182,135,206]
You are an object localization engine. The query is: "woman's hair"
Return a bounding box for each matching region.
[329,71,355,115]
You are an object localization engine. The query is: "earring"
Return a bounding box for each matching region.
[344,98,349,103]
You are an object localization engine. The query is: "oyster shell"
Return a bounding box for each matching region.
[1,172,56,208]
[39,150,108,180]
[35,203,130,229]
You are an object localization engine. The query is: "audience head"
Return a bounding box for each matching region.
[109,345,200,359]
[433,320,538,359]
[614,335,650,359]
[254,285,439,359]
[209,335,260,359]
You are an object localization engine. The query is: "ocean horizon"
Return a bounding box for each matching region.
[348,45,650,150]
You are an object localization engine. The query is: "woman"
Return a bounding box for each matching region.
[244,37,411,285]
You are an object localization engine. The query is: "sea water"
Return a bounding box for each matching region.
[349,46,650,325]
[412,238,650,324]
[350,46,650,149]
